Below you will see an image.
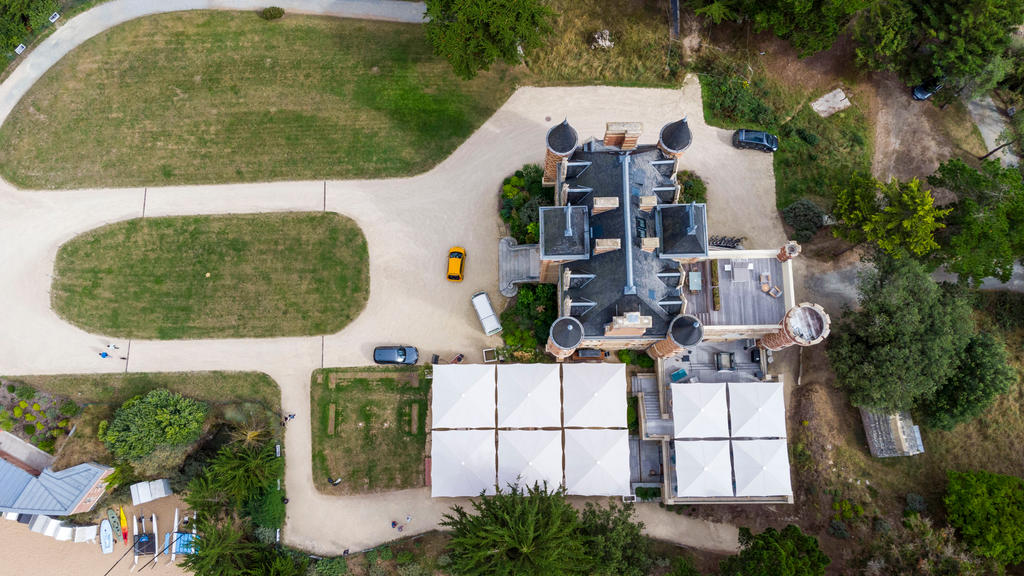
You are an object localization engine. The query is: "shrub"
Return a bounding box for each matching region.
[5,384,13,393]
[248,489,285,529]
[57,419,68,427]
[15,386,35,401]
[616,349,655,369]
[378,546,392,562]
[23,413,35,422]
[259,7,284,20]
[436,554,451,567]
[697,58,777,128]
[36,438,54,453]
[103,389,208,461]
[634,486,661,501]
[27,0,57,33]
[31,403,40,411]
[945,469,1024,564]
[13,406,23,418]
[677,170,707,204]
[498,165,549,244]
[18,400,28,409]
[828,519,850,539]
[396,550,415,565]
[782,198,825,242]
[397,566,430,576]
[499,284,558,353]
[905,493,927,515]
[59,400,79,417]
[626,396,638,434]
[23,424,36,435]
[795,127,820,146]
[314,556,348,576]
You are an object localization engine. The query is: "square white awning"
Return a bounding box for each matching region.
[673,440,733,497]
[732,439,792,497]
[431,364,496,429]
[564,429,630,496]
[671,383,729,438]
[497,430,563,492]
[431,430,496,497]
[728,381,786,438]
[562,364,626,428]
[497,364,562,428]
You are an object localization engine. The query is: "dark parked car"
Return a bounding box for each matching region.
[373,345,419,365]
[732,129,779,152]
[912,79,944,101]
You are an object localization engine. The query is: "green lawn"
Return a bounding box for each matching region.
[0,11,516,188]
[4,371,280,472]
[310,366,428,494]
[51,212,368,339]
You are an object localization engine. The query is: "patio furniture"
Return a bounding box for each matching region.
[715,352,736,371]
[760,273,771,292]
[769,285,783,298]
[482,348,498,363]
[670,368,689,383]
[731,261,749,283]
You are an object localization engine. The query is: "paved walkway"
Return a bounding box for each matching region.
[966,95,1020,168]
[0,0,755,557]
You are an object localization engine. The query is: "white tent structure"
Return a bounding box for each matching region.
[671,383,729,438]
[564,429,630,496]
[432,364,496,429]
[431,430,496,497]
[728,381,786,438]
[673,440,733,497]
[732,439,792,497]
[497,364,562,428]
[562,364,627,428]
[497,430,563,491]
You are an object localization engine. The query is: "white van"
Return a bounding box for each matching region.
[471,291,503,336]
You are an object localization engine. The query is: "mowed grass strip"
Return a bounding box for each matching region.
[311,367,428,494]
[51,212,368,339]
[0,11,515,189]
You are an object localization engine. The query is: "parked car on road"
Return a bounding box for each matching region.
[447,247,465,282]
[373,345,418,365]
[732,129,779,152]
[471,291,502,336]
[912,78,944,101]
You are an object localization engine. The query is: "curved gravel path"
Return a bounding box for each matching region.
[0,0,747,557]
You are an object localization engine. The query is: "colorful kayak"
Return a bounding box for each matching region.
[99,519,113,554]
[106,508,120,541]
[119,506,129,546]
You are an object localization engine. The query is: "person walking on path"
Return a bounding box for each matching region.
[106,344,119,350]
[99,351,109,358]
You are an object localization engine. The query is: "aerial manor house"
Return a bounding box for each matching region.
[444,117,833,504]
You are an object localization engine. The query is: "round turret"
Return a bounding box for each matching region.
[658,117,692,157]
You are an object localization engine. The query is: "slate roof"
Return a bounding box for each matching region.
[546,120,578,154]
[0,460,110,515]
[859,409,924,458]
[658,118,692,153]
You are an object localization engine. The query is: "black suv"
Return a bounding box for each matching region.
[732,129,779,152]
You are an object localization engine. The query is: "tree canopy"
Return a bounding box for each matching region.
[854,0,1024,94]
[945,470,1024,565]
[928,158,1024,285]
[424,0,554,80]
[440,483,651,576]
[101,388,207,461]
[918,331,1016,430]
[832,174,950,258]
[826,253,973,412]
[718,525,830,576]
[691,0,866,55]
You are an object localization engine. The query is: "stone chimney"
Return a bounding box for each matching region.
[641,237,660,253]
[546,316,585,361]
[638,195,658,213]
[604,311,652,337]
[760,302,831,351]
[604,122,642,150]
[592,196,619,215]
[593,238,621,255]
[544,120,578,184]
[648,314,704,360]
[777,241,802,262]
[658,117,692,158]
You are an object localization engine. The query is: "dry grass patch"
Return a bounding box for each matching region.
[51,212,368,339]
[311,366,428,494]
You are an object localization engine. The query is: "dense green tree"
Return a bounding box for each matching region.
[928,158,1024,284]
[827,253,973,412]
[440,483,592,576]
[208,441,282,508]
[183,521,258,576]
[854,0,1024,94]
[424,0,554,80]
[945,470,1024,565]
[918,332,1016,430]
[718,525,830,576]
[101,388,207,461]
[499,283,558,352]
[580,500,651,576]
[832,176,950,258]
